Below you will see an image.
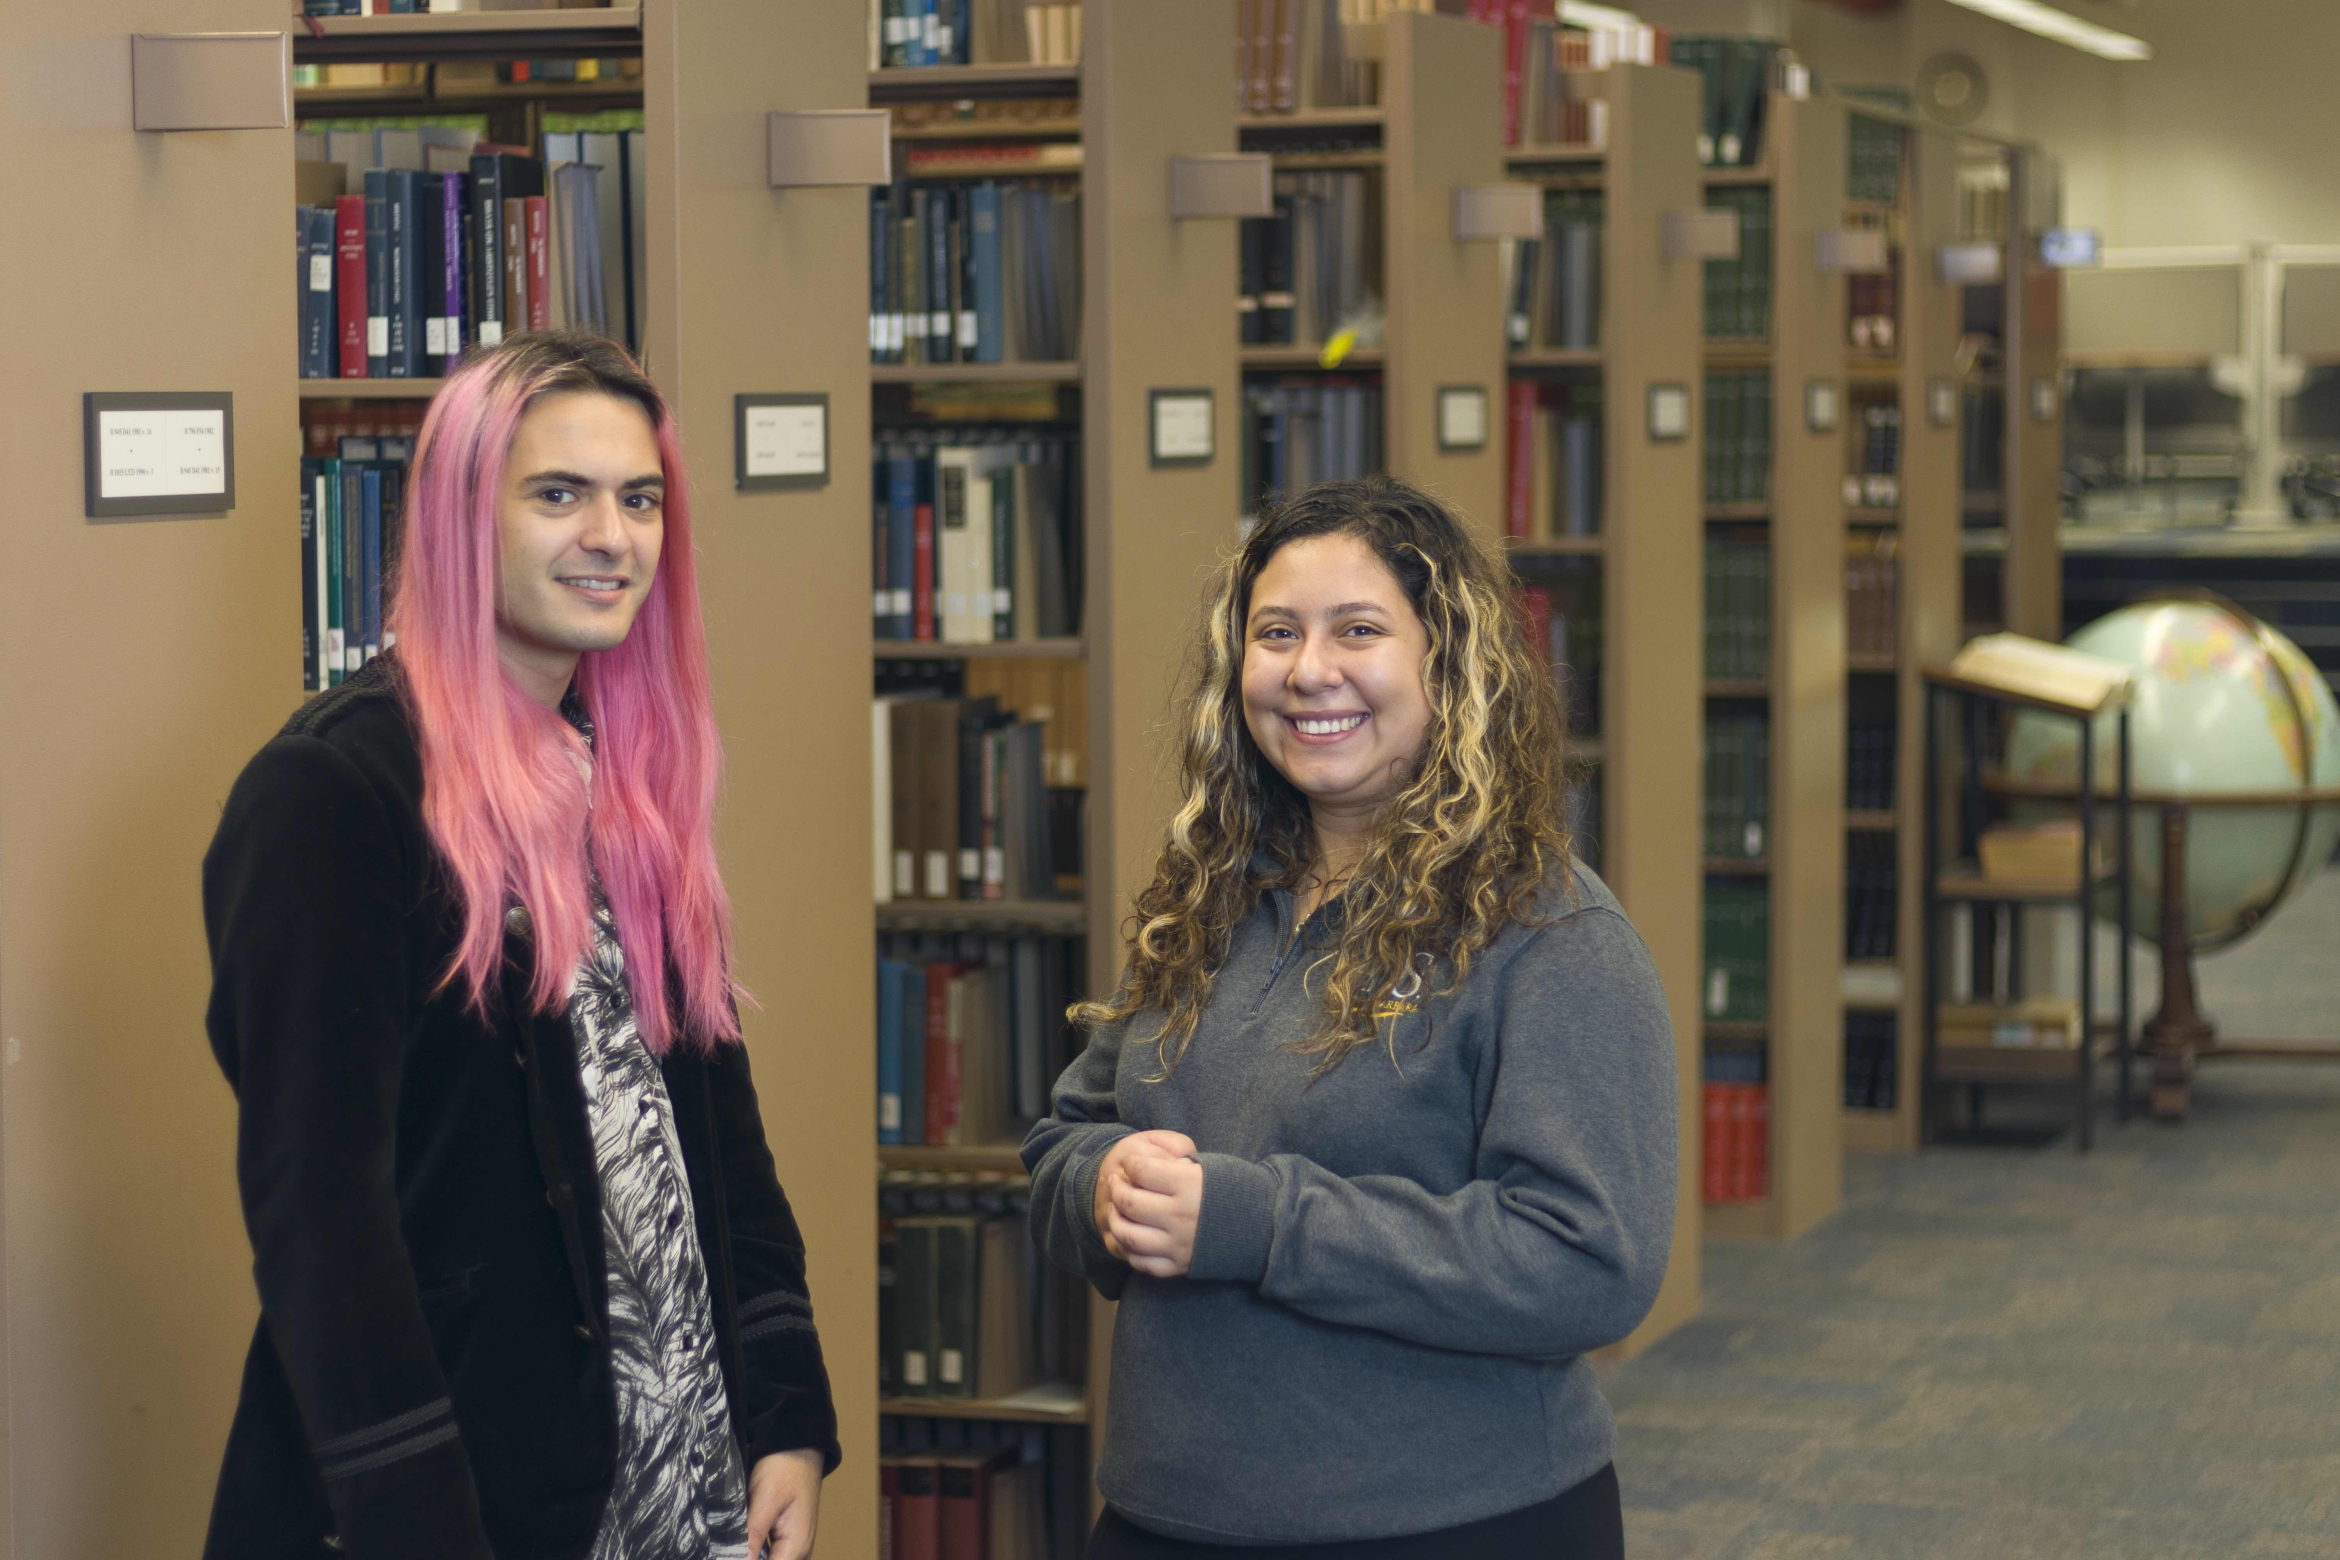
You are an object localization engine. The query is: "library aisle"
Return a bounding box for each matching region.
[1607,874,2340,1559]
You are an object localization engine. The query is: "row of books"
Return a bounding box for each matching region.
[872,0,1083,68]
[1846,834,1897,962]
[1704,372,1773,506]
[1515,582,1600,738]
[880,1414,1085,1560]
[299,438,410,692]
[1847,548,1898,658]
[877,694,1079,903]
[1700,1055,1770,1203]
[1672,36,1788,170]
[1506,190,1601,352]
[1235,0,1370,114]
[1702,186,1774,341]
[1843,1013,1899,1111]
[869,182,1083,366]
[876,936,1081,1147]
[1843,403,1903,509]
[1704,711,1769,863]
[295,137,644,378]
[1703,539,1771,681]
[1242,381,1386,509]
[1847,113,1905,206]
[1502,382,1601,540]
[1237,171,1382,351]
[1846,713,1898,812]
[871,430,1084,644]
[1519,21,1609,150]
[1702,879,1768,1022]
[1848,254,1901,355]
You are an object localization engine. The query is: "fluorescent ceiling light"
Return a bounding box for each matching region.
[1560,2,1645,28]
[1943,0,2150,60]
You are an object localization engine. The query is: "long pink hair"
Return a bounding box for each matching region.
[388,330,738,1052]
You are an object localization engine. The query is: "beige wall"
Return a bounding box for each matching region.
[0,3,299,1554]
[1641,0,2340,250]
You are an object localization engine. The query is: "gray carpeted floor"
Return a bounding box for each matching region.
[1606,876,2340,1558]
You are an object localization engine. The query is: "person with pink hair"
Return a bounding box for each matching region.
[200,331,836,1560]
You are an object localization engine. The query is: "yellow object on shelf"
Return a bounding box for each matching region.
[1937,998,2083,1051]
[1977,819,2090,882]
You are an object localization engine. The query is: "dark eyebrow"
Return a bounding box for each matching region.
[519,469,665,491]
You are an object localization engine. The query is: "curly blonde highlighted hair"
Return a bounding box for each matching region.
[1075,476,1572,1075]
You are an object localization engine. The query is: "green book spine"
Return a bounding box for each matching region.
[932,1215,978,1398]
[895,1219,937,1398]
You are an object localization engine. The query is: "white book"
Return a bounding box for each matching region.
[872,697,897,901]
[934,448,997,645]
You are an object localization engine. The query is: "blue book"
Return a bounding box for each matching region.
[969,183,1002,364]
[872,459,893,640]
[877,959,906,1144]
[362,169,390,376]
[360,465,384,663]
[868,190,891,364]
[898,963,928,1147]
[886,446,917,639]
[387,169,426,376]
[322,458,346,685]
[305,205,338,377]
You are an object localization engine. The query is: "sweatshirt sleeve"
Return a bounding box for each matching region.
[1184,906,1679,1360]
[203,735,496,1560]
[1019,1014,1138,1300]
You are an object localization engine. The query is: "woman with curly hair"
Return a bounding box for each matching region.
[1023,476,1675,1558]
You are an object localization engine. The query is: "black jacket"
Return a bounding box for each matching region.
[201,658,839,1560]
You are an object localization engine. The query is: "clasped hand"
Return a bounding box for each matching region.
[1093,1130,1203,1279]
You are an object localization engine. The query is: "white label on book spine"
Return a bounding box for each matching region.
[873,590,889,616]
[479,320,504,347]
[425,318,447,355]
[310,254,332,292]
[367,317,388,357]
[902,1351,927,1388]
[958,847,979,882]
[878,1095,901,1131]
[1705,967,1728,1018]
[957,311,976,349]
[328,629,346,674]
[938,1349,963,1386]
[984,847,1004,886]
[992,588,1011,614]
[924,851,950,899]
[870,316,882,352]
[929,311,950,340]
[890,588,911,616]
[893,851,913,898]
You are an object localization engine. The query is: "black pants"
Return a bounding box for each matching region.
[1087,1463,1624,1560]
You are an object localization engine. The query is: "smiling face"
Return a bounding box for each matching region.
[493,389,666,707]
[1240,531,1435,828]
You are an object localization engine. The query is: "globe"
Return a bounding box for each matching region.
[2003,596,2340,950]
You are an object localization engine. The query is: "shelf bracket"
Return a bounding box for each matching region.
[132,33,290,131]
[1662,208,1738,262]
[767,110,892,189]
[1168,155,1272,220]
[1453,184,1539,242]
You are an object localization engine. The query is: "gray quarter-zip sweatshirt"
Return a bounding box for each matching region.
[1021,860,1677,1545]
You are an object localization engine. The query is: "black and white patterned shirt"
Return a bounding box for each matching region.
[569,894,751,1560]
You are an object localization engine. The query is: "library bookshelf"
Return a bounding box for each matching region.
[1501,60,1706,1350]
[1698,91,1850,1245]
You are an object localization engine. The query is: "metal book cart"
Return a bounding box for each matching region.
[1920,654,2135,1149]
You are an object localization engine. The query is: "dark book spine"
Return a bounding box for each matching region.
[362,169,389,376]
[388,169,423,376]
[299,457,321,690]
[470,156,504,344]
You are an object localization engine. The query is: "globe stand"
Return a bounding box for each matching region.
[2142,799,2340,1122]
[2143,805,2216,1120]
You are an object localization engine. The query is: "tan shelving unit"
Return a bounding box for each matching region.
[1503,61,1705,1349]
[1701,91,1849,1245]
[1839,118,1967,1158]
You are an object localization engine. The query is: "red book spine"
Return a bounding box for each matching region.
[335,196,369,378]
[1504,380,1537,538]
[880,1463,900,1560]
[912,500,937,640]
[922,964,959,1147]
[1516,586,1552,674]
[937,1459,989,1560]
[1727,1084,1757,1202]
[1500,1,1530,146]
[1748,1082,1770,1200]
[524,195,550,331]
[895,1460,940,1560]
[1701,1083,1729,1203]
